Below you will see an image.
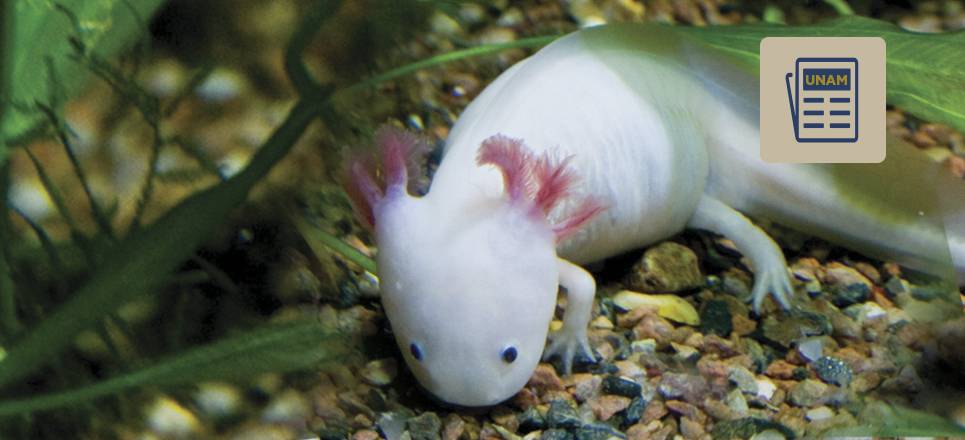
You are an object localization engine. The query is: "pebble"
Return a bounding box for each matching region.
[228,424,295,440]
[625,242,704,293]
[354,430,381,440]
[588,395,631,421]
[195,68,246,103]
[194,382,242,418]
[680,416,705,439]
[430,11,462,35]
[642,399,668,424]
[658,373,707,403]
[540,429,573,440]
[262,389,309,423]
[884,276,910,296]
[630,339,657,355]
[361,358,398,386]
[601,375,642,398]
[570,373,603,402]
[442,414,465,440]
[712,418,793,439]
[545,400,582,430]
[813,356,854,387]
[613,290,699,325]
[146,396,202,438]
[377,411,413,440]
[755,378,777,401]
[750,430,786,440]
[805,406,834,422]
[590,315,614,329]
[529,364,565,392]
[407,412,443,440]
[700,299,733,337]
[728,366,758,395]
[575,423,626,440]
[671,342,700,362]
[725,389,749,417]
[623,396,648,426]
[632,314,674,346]
[796,337,824,362]
[788,379,829,407]
[517,407,544,433]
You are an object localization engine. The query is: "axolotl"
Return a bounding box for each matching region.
[347,24,965,407]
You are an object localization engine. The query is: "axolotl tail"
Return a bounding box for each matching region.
[709,132,965,287]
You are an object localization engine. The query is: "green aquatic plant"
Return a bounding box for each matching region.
[0,318,349,416]
[675,16,965,133]
[0,0,168,165]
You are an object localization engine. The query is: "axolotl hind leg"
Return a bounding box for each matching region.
[688,195,794,313]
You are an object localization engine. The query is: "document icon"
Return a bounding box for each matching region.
[784,58,858,143]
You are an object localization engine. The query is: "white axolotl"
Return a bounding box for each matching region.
[347,24,965,407]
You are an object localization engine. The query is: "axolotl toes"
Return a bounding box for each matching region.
[347,24,965,407]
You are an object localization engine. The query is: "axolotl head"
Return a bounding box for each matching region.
[347,127,602,407]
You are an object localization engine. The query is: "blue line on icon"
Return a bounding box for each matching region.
[829,97,851,103]
[829,123,851,128]
[803,97,824,103]
[803,110,824,116]
[829,110,850,115]
[803,123,824,128]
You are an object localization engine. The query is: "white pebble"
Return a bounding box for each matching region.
[806,406,835,421]
[196,69,246,103]
[797,337,824,362]
[146,396,201,439]
[195,382,241,418]
[755,378,777,400]
[7,180,53,221]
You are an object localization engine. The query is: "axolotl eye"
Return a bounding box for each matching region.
[410,342,423,361]
[501,346,518,364]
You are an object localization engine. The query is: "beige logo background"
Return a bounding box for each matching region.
[760,37,886,163]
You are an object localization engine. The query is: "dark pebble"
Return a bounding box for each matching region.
[318,426,350,440]
[711,417,797,439]
[541,428,574,440]
[546,400,583,430]
[365,388,388,412]
[588,361,619,376]
[602,376,642,398]
[884,277,908,296]
[551,351,600,374]
[831,283,870,307]
[575,423,626,440]
[406,412,442,440]
[793,366,811,381]
[518,407,545,433]
[701,299,733,337]
[814,356,853,387]
[622,396,648,427]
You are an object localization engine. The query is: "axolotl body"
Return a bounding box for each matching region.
[348,24,965,407]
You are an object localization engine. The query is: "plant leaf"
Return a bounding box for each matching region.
[674,16,965,133]
[1,0,167,158]
[0,319,350,416]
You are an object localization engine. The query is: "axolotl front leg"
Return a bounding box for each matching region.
[544,258,598,374]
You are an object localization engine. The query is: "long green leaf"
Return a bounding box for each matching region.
[0,320,349,416]
[1,0,167,159]
[674,16,965,133]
